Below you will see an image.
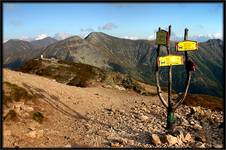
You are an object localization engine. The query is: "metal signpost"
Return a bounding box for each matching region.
[155,25,198,132]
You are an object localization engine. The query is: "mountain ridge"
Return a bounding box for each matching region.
[3,32,224,97]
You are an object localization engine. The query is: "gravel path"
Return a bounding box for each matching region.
[3,69,224,148]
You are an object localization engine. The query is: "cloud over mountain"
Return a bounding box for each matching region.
[19,34,49,41]
[35,34,48,40]
[122,36,138,40]
[147,32,222,42]
[54,32,72,40]
[189,33,222,42]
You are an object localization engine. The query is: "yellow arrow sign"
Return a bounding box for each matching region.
[176,40,198,51]
[158,55,184,67]
[156,30,168,45]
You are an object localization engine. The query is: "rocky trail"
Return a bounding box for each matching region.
[3,69,224,148]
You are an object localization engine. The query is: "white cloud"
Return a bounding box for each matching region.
[98,23,117,30]
[147,34,155,40]
[3,39,8,43]
[122,36,138,40]
[35,34,48,40]
[146,32,222,42]
[20,36,34,41]
[212,33,222,39]
[189,33,222,42]
[18,34,49,41]
[203,33,222,39]
[54,32,72,40]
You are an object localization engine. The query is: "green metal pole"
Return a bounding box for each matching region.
[166,25,175,131]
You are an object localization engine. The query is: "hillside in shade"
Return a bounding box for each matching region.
[3,37,57,69]
[3,39,39,69]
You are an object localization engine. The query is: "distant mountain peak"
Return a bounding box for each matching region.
[31,36,57,42]
[7,39,25,42]
[65,35,83,41]
[5,39,32,45]
[42,36,56,40]
[30,37,58,48]
[85,32,110,39]
[54,32,72,40]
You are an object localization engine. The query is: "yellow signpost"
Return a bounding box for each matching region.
[155,26,198,132]
[158,55,184,67]
[176,40,198,51]
[156,30,168,45]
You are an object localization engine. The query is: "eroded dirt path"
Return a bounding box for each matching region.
[3,69,223,148]
[3,69,161,147]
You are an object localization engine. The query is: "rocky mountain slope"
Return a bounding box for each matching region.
[41,33,224,97]
[3,68,223,148]
[41,36,108,68]
[3,32,223,97]
[180,39,224,97]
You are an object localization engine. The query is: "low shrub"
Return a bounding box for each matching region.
[32,111,44,123]
[4,109,17,121]
[3,82,34,105]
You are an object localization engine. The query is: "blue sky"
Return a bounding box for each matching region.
[3,3,223,42]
